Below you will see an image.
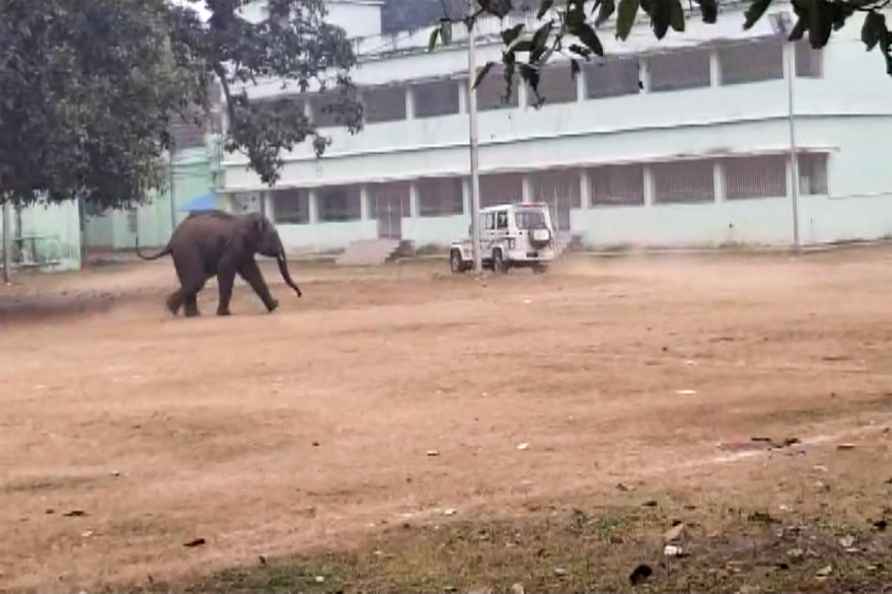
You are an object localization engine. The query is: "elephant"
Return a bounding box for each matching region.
[136,210,302,317]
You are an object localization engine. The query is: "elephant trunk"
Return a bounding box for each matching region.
[276,246,302,298]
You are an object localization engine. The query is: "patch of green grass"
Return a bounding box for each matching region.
[150,499,892,594]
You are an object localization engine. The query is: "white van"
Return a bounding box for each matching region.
[450,203,556,273]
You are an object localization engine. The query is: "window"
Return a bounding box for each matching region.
[363,86,406,123]
[796,39,823,78]
[799,153,828,195]
[414,80,460,118]
[273,189,310,224]
[585,57,641,99]
[418,177,463,216]
[516,209,547,229]
[484,212,495,230]
[480,173,523,208]
[652,160,715,204]
[536,65,578,105]
[318,185,361,221]
[531,170,581,208]
[369,182,410,219]
[590,164,645,206]
[496,210,508,229]
[724,156,786,200]
[126,209,138,234]
[649,49,711,92]
[85,201,106,217]
[720,39,783,85]
[311,91,358,128]
[477,70,518,111]
[230,192,263,214]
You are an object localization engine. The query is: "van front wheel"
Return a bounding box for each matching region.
[450,250,466,274]
[492,249,509,274]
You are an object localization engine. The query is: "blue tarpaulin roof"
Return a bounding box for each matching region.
[178,192,217,212]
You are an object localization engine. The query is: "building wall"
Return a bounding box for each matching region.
[85,147,214,250]
[327,1,383,38]
[13,200,82,271]
[222,4,892,251]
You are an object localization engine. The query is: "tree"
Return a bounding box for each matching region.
[0,0,362,210]
[429,0,892,104]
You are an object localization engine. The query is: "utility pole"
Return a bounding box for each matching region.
[786,42,801,250]
[771,12,800,250]
[466,1,483,273]
[2,200,10,284]
[169,137,177,234]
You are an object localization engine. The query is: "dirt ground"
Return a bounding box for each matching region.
[2,248,892,594]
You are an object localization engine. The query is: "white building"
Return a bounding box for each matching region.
[221,0,892,253]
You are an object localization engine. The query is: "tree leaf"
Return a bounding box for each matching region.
[616,0,640,40]
[861,10,886,50]
[479,0,513,18]
[743,0,773,29]
[788,15,808,40]
[670,0,685,32]
[571,58,581,78]
[831,3,852,31]
[695,0,718,23]
[440,21,453,45]
[501,23,525,47]
[576,23,605,56]
[537,0,555,19]
[569,43,593,59]
[530,20,554,62]
[596,0,616,26]
[567,0,586,27]
[473,61,497,89]
[428,27,440,52]
[650,0,672,39]
[808,0,833,48]
[518,63,541,96]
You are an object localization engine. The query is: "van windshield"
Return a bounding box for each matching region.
[515,210,547,230]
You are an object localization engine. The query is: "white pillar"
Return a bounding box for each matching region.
[579,169,591,209]
[713,161,726,203]
[521,173,533,203]
[643,165,655,206]
[639,58,651,94]
[709,49,722,87]
[264,192,276,221]
[303,99,314,124]
[409,181,420,218]
[576,66,588,102]
[518,79,528,109]
[462,178,471,215]
[360,185,370,220]
[308,189,319,223]
[458,80,468,114]
[405,86,416,120]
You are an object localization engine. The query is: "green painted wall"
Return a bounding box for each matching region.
[12,200,82,271]
[84,146,216,250]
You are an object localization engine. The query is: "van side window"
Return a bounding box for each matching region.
[484,213,495,230]
[496,211,508,229]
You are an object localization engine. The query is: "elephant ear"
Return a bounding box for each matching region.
[243,212,264,244]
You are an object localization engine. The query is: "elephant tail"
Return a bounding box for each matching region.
[135,237,171,261]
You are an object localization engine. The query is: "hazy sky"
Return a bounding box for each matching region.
[171,0,210,20]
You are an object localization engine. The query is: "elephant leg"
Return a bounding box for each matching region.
[165,291,182,316]
[238,259,278,312]
[216,267,236,316]
[184,294,200,318]
[171,250,206,317]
